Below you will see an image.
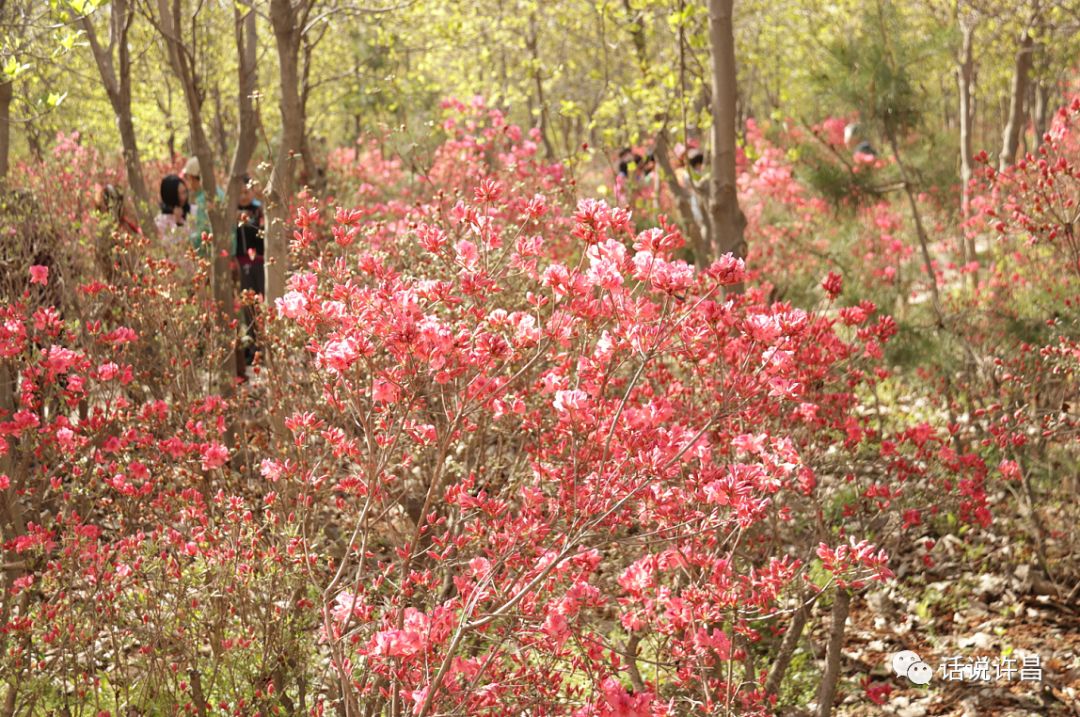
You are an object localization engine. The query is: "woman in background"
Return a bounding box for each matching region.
[155,174,190,248]
[235,173,265,370]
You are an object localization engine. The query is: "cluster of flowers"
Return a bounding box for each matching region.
[0,100,1006,715]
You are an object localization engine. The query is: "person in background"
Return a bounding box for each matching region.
[675,148,707,229]
[235,173,265,290]
[844,122,878,161]
[155,174,189,248]
[615,147,645,206]
[182,156,229,259]
[94,183,140,235]
[641,152,657,178]
[617,147,644,178]
[235,173,265,368]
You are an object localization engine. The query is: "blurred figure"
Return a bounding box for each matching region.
[615,147,646,206]
[235,173,265,368]
[675,147,707,228]
[844,122,878,161]
[617,147,644,178]
[155,174,189,247]
[235,173,265,289]
[641,152,657,178]
[94,183,139,235]
[183,156,226,258]
[687,149,705,174]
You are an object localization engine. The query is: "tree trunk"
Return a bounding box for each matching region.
[299,32,322,193]
[113,0,151,230]
[764,599,808,697]
[155,0,253,405]
[228,3,259,194]
[221,0,260,294]
[888,131,944,327]
[266,0,305,304]
[957,18,977,267]
[654,130,708,265]
[0,0,10,181]
[0,79,11,181]
[815,589,851,717]
[116,112,153,236]
[999,32,1033,172]
[82,0,152,234]
[1033,80,1050,147]
[622,0,648,71]
[212,84,230,168]
[526,12,556,159]
[707,0,746,267]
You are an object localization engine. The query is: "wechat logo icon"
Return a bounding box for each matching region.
[891,650,933,685]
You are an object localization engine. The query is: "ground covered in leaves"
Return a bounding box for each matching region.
[827,490,1079,717]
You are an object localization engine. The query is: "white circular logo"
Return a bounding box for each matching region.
[891,650,921,678]
[906,660,933,685]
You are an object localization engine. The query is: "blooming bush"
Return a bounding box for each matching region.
[256,104,992,715]
[0,101,1019,716]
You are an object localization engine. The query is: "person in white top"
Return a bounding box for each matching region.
[155,174,190,249]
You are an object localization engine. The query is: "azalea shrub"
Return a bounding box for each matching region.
[256,104,992,715]
[934,97,1080,575]
[0,101,1018,717]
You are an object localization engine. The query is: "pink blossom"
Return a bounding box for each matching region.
[319,337,360,373]
[600,677,653,717]
[553,389,589,414]
[56,427,76,449]
[822,271,843,299]
[260,458,285,482]
[454,239,479,269]
[29,265,49,285]
[542,611,570,644]
[372,378,400,403]
[200,442,229,471]
[372,627,424,657]
[277,291,308,319]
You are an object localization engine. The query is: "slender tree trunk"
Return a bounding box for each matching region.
[81,0,152,234]
[0,80,11,180]
[999,32,1033,172]
[526,12,555,159]
[654,130,708,265]
[957,18,977,267]
[707,0,747,266]
[765,600,808,697]
[212,84,230,167]
[0,0,7,181]
[155,0,258,407]
[622,0,648,71]
[888,131,944,327]
[113,0,151,229]
[227,3,259,199]
[815,589,851,717]
[1033,80,1050,146]
[300,38,321,192]
[222,1,261,291]
[116,112,154,235]
[266,0,304,304]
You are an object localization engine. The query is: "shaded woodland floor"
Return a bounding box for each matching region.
[822,492,1079,717]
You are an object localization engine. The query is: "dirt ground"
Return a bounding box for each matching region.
[827,499,1080,717]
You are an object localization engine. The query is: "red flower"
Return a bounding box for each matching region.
[822,271,843,299]
[29,265,49,285]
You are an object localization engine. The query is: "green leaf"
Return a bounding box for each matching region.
[68,0,97,14]
[2,56,31,79]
